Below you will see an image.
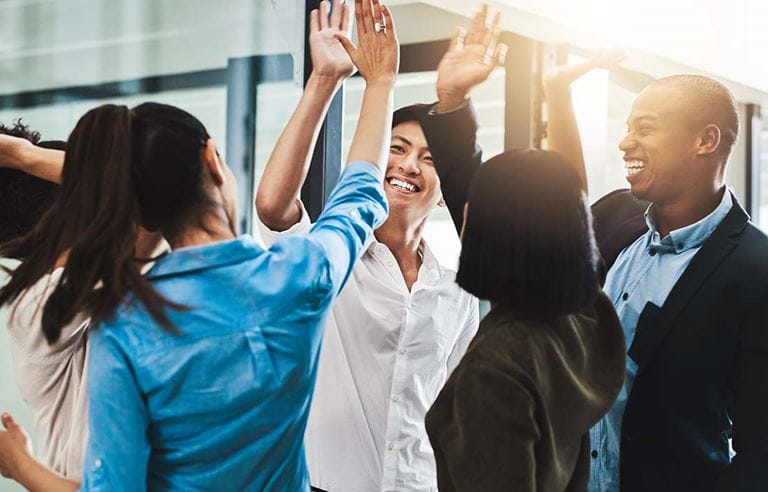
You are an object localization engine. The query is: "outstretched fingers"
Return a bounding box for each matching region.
[319,0,330,30]
[381,3,396,40]
[330,0,343,29]
[450,25,467,51]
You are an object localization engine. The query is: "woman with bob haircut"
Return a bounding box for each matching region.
[0,1,397,490]
[424,148,626,491]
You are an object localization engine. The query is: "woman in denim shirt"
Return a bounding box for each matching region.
[0,1,398,490]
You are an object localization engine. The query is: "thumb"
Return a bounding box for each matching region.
[334,33,357,58]
[1,413,17,432]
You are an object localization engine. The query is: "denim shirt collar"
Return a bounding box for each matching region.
[643,188,733,254]
[147,235,261,280]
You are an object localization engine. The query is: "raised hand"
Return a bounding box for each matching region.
[0,413,33,480]
[309,0,355,81]
[336,0,399,87]
[543,50,626,91]
[436,4,508,112]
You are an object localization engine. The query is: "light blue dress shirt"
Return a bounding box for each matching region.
[588,190,733,492]
[77,162,388,491]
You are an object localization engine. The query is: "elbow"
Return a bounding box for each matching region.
[255,193,300,232]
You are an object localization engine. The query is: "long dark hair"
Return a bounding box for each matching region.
[0,102,212,343]
[457,149,599,316]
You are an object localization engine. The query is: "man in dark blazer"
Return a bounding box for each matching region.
[419,35,768,492]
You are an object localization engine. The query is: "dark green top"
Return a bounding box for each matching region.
[425,290,625,492]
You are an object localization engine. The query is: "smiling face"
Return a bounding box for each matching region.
[384,120,444,224]
[619,85,704,204]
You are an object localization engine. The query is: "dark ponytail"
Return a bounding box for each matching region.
[0,102,211,343]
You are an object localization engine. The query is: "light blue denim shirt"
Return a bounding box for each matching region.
[588,189,733,492]
[77,162,388,491]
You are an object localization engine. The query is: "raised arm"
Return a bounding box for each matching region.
[0,134,64,183]
[336,0,399,170]
[420,5,506,233]
[256,0,354,232]
[543,51,625,193]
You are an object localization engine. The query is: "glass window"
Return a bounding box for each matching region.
[562,54,637,204]
[0,2,303,476]
[343,69,506,268]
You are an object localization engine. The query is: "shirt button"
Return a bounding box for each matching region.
[649,248,657,256]
[392,394,401,403]
[591,450,598,459]
[94,459,103,468]
[677,242,684,249]
[622,292,629,301]
[387,442,395,450]
[399,347,407,355]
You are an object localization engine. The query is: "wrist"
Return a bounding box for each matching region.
[9,451,37,483]
[436,88,468,113]
[364,76,397,90]
[307,72,345,92]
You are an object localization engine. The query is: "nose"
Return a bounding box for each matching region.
[398,154,421,176]
[618,133,637,153]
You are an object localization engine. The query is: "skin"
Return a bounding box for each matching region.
[0,0,398,488]
[619,85,725,236]
[257,2,504,292]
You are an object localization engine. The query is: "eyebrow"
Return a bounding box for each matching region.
[627,115,658,126]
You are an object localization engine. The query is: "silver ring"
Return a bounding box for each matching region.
[374,21,385,33]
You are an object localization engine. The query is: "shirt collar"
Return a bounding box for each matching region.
[365,238,444,283]
[147,235,261,280]
[643,188,733,254]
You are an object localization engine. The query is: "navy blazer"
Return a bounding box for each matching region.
[420,101,768,492]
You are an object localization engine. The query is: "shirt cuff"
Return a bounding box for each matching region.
[427,98,470,116]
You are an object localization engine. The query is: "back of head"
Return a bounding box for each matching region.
[0,121,62,244]
[457,149,599,316]
[651,75,739,162]
[0,102,211,343]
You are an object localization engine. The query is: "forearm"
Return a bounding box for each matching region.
[346,80,395,172]
[256,73,343,230]
[544,83,588,191]
[17,146,64,184]
[13,456,79,492]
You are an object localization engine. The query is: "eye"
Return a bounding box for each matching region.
[389,144,405,153]
[422,155,435,165]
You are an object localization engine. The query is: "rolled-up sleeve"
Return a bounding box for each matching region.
[79,328,150,492]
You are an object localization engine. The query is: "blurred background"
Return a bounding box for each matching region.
[1,2,766,489]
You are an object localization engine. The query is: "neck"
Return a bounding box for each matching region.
[167,211,237,250]
[653,184,726,237]
[374,214,426,291]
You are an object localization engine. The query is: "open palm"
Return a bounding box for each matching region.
[310,0,355,80]
[436,6,506,102]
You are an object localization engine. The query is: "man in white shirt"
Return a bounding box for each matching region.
[256,3,502,490]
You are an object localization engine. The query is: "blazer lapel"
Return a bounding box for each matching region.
[628,193,748,374]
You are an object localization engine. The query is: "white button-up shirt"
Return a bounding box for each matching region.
[258,206,479,492]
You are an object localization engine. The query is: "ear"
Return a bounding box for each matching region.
[696,124,722,157]
[438,195,447,208]
[202,138,226,186]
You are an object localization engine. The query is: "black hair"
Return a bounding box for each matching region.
[392,103,431,128]
[0,102,212,343]
[0,120,62,245]
[651,75,739,161]
[457,149,599,316]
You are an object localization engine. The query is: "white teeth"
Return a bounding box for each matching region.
[624,160,646,176]
[389,178,418,192]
